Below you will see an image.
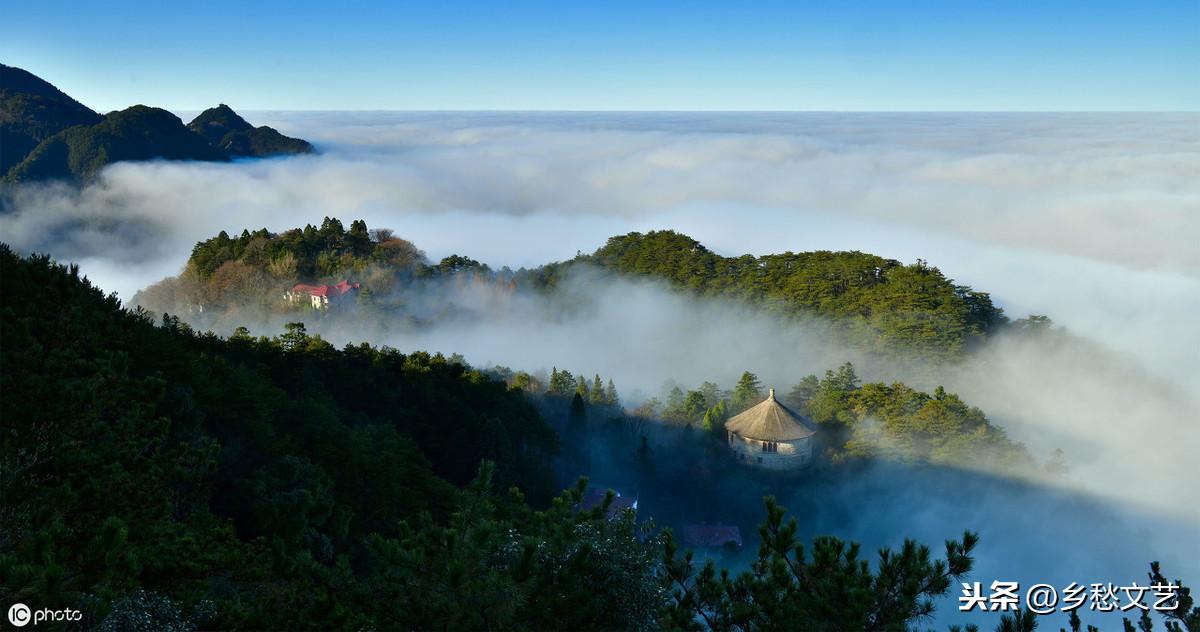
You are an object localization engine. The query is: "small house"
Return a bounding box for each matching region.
[284,280,360,309]
[724,388,818,469]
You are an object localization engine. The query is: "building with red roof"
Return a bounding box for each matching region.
[284,280,360,309]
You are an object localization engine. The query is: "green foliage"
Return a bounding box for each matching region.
[6,105,229,182]
[661,496,979,631]
[187,103,254,144]
[779,362,1030,469]
[2,66,313,182]
[786,374,820,410]
[3,246,1189,630]
[548,366,577,396]
[683,390,709,421]
[1140,561,1198,632]
[216,125,313,156]
[590,373,606,404]
[434,253,490,276]
[188,217,411,281]
[361,464,666,631]
[528,230,1008,362]
[732,371,764,412]
[1,63,102,175]
[0,244,556,628]
[700,400,729,433]
[668,362,1027,469]
[187,103,312,156]
[99,590,213,632]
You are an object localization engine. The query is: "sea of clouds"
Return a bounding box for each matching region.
[4,111,1197,374]
[2,112,1197,625]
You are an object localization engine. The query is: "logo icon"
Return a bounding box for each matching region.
[8,603,31,627]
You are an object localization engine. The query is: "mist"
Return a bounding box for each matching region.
[2,112,1197,626]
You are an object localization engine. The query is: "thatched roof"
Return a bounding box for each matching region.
[724,388,817,441]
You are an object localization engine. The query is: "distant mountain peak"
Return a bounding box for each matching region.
[1,63,104,175]
[6,104,230,183]
[1,64,98,118]
[188,104,254,144]
[2,67,313,183]
[188,104,312,157]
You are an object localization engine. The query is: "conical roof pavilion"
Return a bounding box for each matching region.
[724,388,817,442]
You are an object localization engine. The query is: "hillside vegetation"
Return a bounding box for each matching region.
[627,364,1030,471]
[138,220,1008,364]
[1,64,311,183]
[5,105,230,182]
[188,103,313,157]
[5,245,1192,631]
[0,244,975,629]
[525,230,1007,361]
[0,63,103,175]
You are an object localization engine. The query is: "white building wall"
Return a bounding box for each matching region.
[727,432,812,470]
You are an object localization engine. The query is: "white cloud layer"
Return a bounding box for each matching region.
[5,112,1198,378]
[2,113,1197,578]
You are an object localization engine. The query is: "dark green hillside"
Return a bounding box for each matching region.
[0,63,102,174]
[2,66,314,182]
[524,230,1007,361]
[219,124,314,156]
[5,246,1193,631]
[187,103,255,144]
[186,217,423,280]
[0,246,992,630]
[0,244,560,627]
[189,103,313,156]
[137,221,1007,363]
[5,105,230,182]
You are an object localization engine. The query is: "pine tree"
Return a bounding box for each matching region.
[684,390,707,423]
[666,386,686,421]
[701,400,729,434]
[787,375,820,410]
[548,367,577,397]
[590,374,606,405]
[605,379,619,408]
[662,498,980,630]
[732,371,762,412]
[279,321,308,351]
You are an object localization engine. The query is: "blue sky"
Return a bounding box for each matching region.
[3,0,1197,111]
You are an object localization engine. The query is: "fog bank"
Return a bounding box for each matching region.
[1,113,1195,597]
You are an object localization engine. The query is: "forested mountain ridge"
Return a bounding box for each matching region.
[133,217,1035,475]
[0,244,956,629]
[4,105,231,182]
[0,243,558,627]
[137,219,1009,363]
[0,64,312,183]
[0,63,103,175]
[4,244,1193,631]
[526,230,1007,361]
[188,103,313,157]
